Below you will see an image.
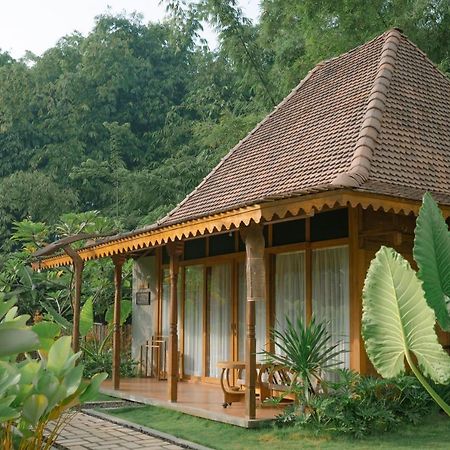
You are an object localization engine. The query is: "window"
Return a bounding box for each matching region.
[184,266,204,376]
[274,251,306,348]
[209,233,235,256]
[310,209,348,241]
[208,264,232,377]
[312,246,350,369]
[184,238,207,260]
[272,219,306,246]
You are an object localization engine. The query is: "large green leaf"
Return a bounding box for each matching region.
[43,303,72,331]
[0,297,18,321]
[47,336,72,376]
[79,297,94,338]
[0,361,21,393]
[62,364,84,396]
[414,192,450,331]
[79,372,108,402]
[105,299,132,326]
[0,329,40,357]
[32,321,61,352]
[0,395,19,422]
[362,246,450,384]
[22,394,48,426]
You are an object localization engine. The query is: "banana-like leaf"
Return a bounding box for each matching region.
[62,364,84,397]
[0,362,21,393]
[43,304,72,331]
[105,299,132,327]
[362,246,450,384]
[79,297,94,338]
[414,192,450,331]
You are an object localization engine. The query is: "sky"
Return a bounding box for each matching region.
[0,1,260,59]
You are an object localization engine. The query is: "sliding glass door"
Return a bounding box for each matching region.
[274,251,306,342]
[208,264,232,377]
[312,246,350,369]
[184,266,204,376]
[161,268,170,338]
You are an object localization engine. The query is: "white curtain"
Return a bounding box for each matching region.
[161,268,170,338]
[275,251,306,342]
[184,266,204,376]
[238,263,266,362]
[312,246,350,369]
[209,264,232,377]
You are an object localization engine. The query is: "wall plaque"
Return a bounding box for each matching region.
[136,289,151,305]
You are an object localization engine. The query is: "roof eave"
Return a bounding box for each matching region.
[33,188,447,270]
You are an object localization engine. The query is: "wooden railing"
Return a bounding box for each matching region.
[84,323,132,352]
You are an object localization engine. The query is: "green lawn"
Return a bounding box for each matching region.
[90,392,117,402]
[102,405,450,449]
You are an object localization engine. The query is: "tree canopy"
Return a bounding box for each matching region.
[0,1,449,316]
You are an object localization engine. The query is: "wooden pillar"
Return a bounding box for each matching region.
[63,245,84,353]
[112,255,125,390]
[348,206,366,373]
[240,222,265,420]
[167,241,183,402]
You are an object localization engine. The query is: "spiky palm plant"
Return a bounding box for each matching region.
[262,315,344,403]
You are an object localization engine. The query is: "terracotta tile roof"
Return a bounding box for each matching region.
[159,29,450,226]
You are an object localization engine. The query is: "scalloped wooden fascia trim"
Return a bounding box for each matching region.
[32,190,441,270]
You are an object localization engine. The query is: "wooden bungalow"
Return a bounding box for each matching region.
[34,29,450,424]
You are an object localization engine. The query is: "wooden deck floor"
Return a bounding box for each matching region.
[101,378,281,428]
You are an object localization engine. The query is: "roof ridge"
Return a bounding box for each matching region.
[158,61,326,226]
[332,28,402,187]
[159,30,394,226]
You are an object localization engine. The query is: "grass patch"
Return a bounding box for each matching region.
[90,392,117,402]
[102,405,450,449]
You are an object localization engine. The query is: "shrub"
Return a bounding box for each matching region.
[0,294,107,449]
[275,370,433,438]
[82,346,138,379]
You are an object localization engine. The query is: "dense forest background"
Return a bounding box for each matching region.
[0,0,449,318]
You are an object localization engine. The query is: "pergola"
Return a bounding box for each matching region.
[32,232,125,390]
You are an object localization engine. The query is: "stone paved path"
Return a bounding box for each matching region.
[55,412,183,450]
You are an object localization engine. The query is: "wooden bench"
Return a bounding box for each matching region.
[217,361,262,408]
[258,364,297,406]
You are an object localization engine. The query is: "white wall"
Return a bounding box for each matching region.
[131,255,157,361]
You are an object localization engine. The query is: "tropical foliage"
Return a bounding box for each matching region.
[0,1,449,250]
[262,315,343,403]
[1,215,131,321]
[276,370,433,437]
[0,0,448,324]
[0,294,107,449]
[362,194,450,415]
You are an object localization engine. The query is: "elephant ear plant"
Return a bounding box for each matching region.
[0,294,107,449]
[362,193,450,416]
